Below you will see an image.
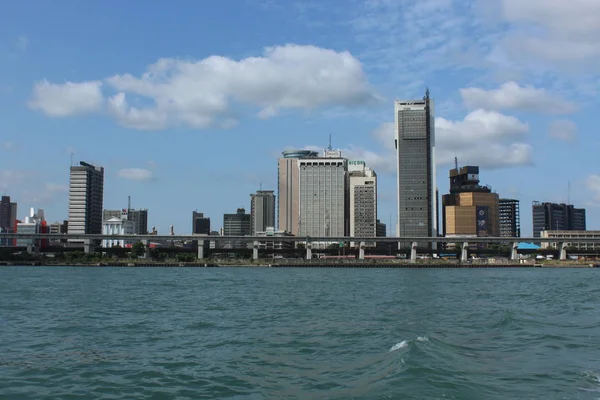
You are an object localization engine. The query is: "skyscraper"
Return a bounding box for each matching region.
[250,190,275,235]
[192,211,210,234]
[395,89,437,244]
[298,148,347,238]
[499,199,520,237]
[348,160,377,241]
[532,202,586,237]
[68,161,104,235]
[223,208,251,249]
[277,149,318,235]
[0,196,17,231]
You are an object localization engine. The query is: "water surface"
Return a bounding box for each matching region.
[1,266,599,399]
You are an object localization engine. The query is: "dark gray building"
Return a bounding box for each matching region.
[394,89,437,245]
[499,199,520,237]
[68,161,104,235]
[0,195,17,231]
[192,211,211,234]
[376,219,387,237]
[250,190,275,235]
[223,208,251,249]
[532,201,586,237]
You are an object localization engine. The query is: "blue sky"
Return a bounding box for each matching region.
[1,0,599,236]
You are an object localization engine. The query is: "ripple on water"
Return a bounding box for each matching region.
[2,267,600,399]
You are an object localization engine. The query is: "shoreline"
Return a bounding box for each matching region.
[1,261,597,268]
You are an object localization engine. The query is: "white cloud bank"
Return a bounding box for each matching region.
[29,44,380,130]
[460,82,576,114]
[29,80,104,117]
[117,168,154,181]
[308,108,532,174]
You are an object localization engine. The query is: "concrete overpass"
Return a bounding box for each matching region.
[0,233,594,262]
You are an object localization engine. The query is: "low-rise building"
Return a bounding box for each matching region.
[102,217,134,248]
[255,227,295,250]
[540,230,600,250]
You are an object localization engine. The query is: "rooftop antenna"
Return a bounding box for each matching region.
[128,195,131,212]
[328,133,332,151]
[70,152,74,167]
[424,87,430,100]
[260,182,263,191]
[454,156,459,170]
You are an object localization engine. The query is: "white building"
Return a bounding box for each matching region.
[540,230,600,251]
[102,217,134,248]
[348,161,377,247]
[68,161,104,236]
[298,149,347,246]
[16,208,46,248]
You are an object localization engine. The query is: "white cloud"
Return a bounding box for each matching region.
[117,168,154,182]
[460,82,577,114]
[370,109,532,170]
[586,175,600,202]
[549,120,577,141]
[107,93,167,130]
[28,80,104,117]
[30,44,378,129]
[103,44,378,130]
[500,0,600,65]
[45,183,68,193]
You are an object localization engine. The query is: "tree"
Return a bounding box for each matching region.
[131,242,146,258]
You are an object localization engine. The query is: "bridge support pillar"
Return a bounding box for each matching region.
[559,242,567,261]
[26,243,33,255]
[142,240,150,258]
[197,242,204,260]
[306,242,312,260]
[253,241,259,260]
[410,242,418,262]
[461,242,469,263]
[511,242,519,261]
[84,239,92,255]
[359,242,365,260]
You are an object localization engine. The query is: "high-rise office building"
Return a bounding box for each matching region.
[192,211,211,234]
[442,165,499,237]
[298,148,347,238]
[0,196,17,231]
[348,160,377,242]
[68,161,104,235]
[250,190,275,235]
[277,149,318,235]
[532,202,586,237]
[395,89,437,244]
[223,208,251,249]
[499,199,520,237]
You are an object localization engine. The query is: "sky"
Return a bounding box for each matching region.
[1,0,599,236]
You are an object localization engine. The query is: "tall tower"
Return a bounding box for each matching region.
[395,89,437,245]
[348,161,377,246]
[277,150,318,235]
[68,161,104,235]
[250,190,276,235]
[298,149,347,238]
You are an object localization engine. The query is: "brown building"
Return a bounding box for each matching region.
[442,166,499,238]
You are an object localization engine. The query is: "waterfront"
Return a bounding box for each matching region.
[2,267,600,399]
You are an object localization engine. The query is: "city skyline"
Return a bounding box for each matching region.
[1,1,599,236]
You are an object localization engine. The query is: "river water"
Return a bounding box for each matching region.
[1,266,600,399]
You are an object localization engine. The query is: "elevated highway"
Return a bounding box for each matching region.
[0,233,593,262]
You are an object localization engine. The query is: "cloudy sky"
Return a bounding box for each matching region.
[1,0,599,235]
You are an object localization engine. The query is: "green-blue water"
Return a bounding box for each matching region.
[1,267,600,399]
